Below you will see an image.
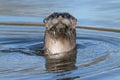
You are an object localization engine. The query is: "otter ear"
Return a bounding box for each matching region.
[43,18,47,23]
[71,18,77,29]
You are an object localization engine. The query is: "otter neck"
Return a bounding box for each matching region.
[44,28,76,55]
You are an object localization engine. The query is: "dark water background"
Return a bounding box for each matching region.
[0,0,120,80]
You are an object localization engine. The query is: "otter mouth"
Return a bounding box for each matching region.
[44,12,77,32]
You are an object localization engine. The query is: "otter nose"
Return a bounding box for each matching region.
[58,16,63,20]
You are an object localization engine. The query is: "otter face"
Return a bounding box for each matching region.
[43,12,77,31]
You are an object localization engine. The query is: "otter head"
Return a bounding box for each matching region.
[44,12,77,59]
[44,12,77,31]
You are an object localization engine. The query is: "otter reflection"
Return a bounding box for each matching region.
[46,48,76,72]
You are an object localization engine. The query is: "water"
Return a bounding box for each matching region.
[0,0,120,80]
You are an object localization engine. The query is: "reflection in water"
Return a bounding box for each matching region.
[45,48,76,72]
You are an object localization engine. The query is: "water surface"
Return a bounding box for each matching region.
[0,0,120,29]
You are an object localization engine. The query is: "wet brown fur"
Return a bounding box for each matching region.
[43,12,77,59]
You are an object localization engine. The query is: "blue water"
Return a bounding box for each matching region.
[0,0,120,29]
[0,0,120,80]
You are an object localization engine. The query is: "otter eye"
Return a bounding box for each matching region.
[63,13,71,18]
[61,14,65,18]
[49,14,55,19]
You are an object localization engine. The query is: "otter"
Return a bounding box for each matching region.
[43,12,77,59]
